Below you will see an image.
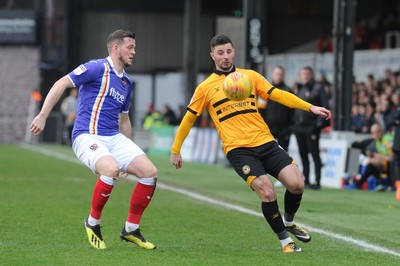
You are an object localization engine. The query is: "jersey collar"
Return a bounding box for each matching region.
[213,65,236,76]
[106,56,125,78]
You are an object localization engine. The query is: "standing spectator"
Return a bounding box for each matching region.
[30,30,157,250]
[141,103,154,126]
[292,66,330,189]
[259,66,294,151]
[61,87,78,145]
[319,74,333,103]
[142,109,165,130]
[162,104,177,125]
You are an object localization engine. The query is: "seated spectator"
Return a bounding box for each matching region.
[351,105,365,133]
[356,123,394,191]
[316,29,333,53]
[366,74,378,92]
[362,104,377,133]
[355,17,370,50]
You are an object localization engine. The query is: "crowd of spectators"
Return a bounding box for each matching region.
[352,68,400,134]
[355,13,400,50]
[317,12,400,53]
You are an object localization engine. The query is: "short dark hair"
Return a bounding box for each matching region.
[209,34,233,51]
[274,65,285,73]
[302,66,314,75]
[107,29,135,52]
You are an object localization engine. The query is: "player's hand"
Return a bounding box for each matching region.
[310,105,331,120]
[30,114,47,136]
[170,153,183,169]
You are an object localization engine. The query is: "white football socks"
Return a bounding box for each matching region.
[283,216,294,227]
[88,215,100,226]
[280,237,294,247]
[125,221,139,232]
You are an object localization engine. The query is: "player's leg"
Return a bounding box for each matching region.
[308,130,322,188]
[73,134,119,250]
[120,155,157,249]
[226,146,300,252]
[111,134,157,249]
[90,155,119,223]
[295,133,310,186]
[278,164,311,243]
[260,141,310,246]
[250,175,300,252]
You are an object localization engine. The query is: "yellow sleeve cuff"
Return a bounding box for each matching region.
[171,111,197,154]
[269,89,311,112]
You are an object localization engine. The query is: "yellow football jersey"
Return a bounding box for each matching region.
[187,68,278,154]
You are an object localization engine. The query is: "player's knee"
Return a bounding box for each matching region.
[252,176,276,201]
[288,173,305,194]
[102,165,120,179]
[136,164,158,179]
[260,187,276,202]
[148,164,158,177]
[292,180,305,193]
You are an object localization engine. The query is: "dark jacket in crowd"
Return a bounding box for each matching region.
[262,82,294,136]
[293,80,330,133]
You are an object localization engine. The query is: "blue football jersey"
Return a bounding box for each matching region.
[68,57,132,142]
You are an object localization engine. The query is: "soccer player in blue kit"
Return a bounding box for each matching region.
[30,30,157,250]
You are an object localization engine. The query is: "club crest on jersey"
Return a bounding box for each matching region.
[242,165,251,175]
[122,78,126,88]
[90,143,99,151]
[73,64,87,75]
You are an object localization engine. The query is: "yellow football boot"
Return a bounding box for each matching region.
[120,227,156,250]
[283,242,302,253]
[83,218,106,250]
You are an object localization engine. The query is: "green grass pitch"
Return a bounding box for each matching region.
[1,144,399,265]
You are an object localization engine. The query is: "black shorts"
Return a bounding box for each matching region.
[226,141,295,186]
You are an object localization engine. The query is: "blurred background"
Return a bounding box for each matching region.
[1,0,400,188]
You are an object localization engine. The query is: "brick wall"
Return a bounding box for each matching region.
[0,47,40,143]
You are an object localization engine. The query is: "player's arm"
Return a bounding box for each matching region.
[268,88,331,120]
[30,76,74,136]
[119,112,132,138]
[170,111,197,169]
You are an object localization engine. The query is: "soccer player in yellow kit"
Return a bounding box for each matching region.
[170,34,331,253]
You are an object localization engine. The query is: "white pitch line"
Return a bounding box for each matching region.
[20,144,400,258]
[157,182,400,257]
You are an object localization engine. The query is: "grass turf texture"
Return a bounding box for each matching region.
[1,144,399,265]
